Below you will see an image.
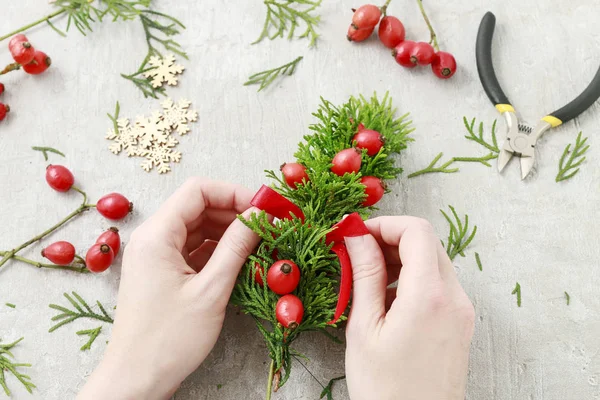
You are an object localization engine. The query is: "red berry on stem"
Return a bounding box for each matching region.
[267,260,301,295]
[8,34,35,65]
[347,25,374,42]
[331,148,362,176]
[254,262,265,287]
[22,51,51,75]
[276,294,304,329]
[360,176,385,207]
[352,5,381,29]
[0,83,5,96]
[97,193,133,220]
[431,51,457,79]
[378,16,405,49]
[41,241,76,265]
[86,243,114,273]
[96,227,121,255]
[281,163,309,189]
[410,42,436,66]
[353,129,384,156]
[0,103,9,121]
[392,41,417,68]
[45,165,74,192]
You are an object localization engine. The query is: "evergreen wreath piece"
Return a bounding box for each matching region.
[231,93,413,398]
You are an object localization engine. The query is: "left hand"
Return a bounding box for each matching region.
[78,178,261,399]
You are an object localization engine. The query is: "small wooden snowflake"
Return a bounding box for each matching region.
[143,54,185,88]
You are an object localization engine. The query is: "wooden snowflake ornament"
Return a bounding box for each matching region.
[143,54,185,88]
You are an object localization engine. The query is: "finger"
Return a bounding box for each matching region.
[145,178,253,251]
[191,207,261,301]
[185,209,241,235]
[386,262,402,286]
[188,240,219,273]
[185,217,237,251]
[436,240,458,283]
[345,234,387,328]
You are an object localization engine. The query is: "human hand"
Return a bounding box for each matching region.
[78,178,261,400]
[344,217,475,400]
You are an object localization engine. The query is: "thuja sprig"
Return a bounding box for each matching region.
[49,292,114,332]
[32,146,65,161]
[409,117,499,178]
[440,206,477,261]
[76,326,103,351]
[254,0,322,47]
[244,56,303,92]
[0,338,36,396]
[512,282,522,307]
[556,132,590,182]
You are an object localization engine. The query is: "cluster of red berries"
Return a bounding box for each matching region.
[0,34,52,122]
[347,4,457,79]
[44,164,133,273]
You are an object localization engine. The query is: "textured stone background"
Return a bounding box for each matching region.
[1,1,599,399]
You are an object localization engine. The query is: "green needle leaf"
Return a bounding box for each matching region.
[254,0,322,47]
[441,206,477,261]
[0,338,36,395]
[512,282,522,307]
[245,56,303,92]
[48,292,114,336]
[32,146,65,161]
[76,326,102,351]
[556,132,590,182]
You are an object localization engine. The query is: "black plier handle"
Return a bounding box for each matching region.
[476,11,600,127]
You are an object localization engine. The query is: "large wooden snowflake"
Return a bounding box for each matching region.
[106,98,198,174]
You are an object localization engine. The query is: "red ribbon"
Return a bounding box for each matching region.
[250,185,368,325]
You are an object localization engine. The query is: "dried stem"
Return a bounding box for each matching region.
[0,252,89,273]
[265,360,274,400]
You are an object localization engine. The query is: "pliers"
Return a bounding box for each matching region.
[476,12,600,179]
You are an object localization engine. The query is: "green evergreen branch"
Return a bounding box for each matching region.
[76,326,103,351]
[49,292,114,333]
[31,146,65,161]
[440,206,477,261]
[254,0,322,47]
[409,117,499,178]
[320,375,346,400]
[245,56,303,92]
[556,132,590,182]
[512,282,521,307]
[0,338,36,396]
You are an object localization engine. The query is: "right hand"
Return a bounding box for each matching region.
[344,216,475,400]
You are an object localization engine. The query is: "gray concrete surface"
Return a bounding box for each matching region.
[1,0,599,399]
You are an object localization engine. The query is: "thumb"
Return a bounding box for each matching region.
[345,234,387,330]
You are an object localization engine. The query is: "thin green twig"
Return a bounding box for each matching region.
[5,303,16,309]
[556,132,590,182]
[0,338,36,396]
[475,252,482,271]
[440,206,477,261]
[512,282,521,307]
[32,146,65,161]
[254,0,322,47]
[49,292,114,333]
[245,56,303,92]
[76,326,103,351]
[565,291,570,306]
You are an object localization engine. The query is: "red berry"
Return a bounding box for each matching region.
[410,42,436,66]
[331,148,362,176]
[276,294,304,329]
[347,25,374,42]
[392,41,417,68]
[267,260,301,295]
[45,165,74,192]
[431,51,457,79]
[0,83,5,96]
[254,262,265,286]
[8,34,35,65]
[85,243,114,273]
[353,129,384,156]
[22,51,51,75]
[352,5,381,29]
[41,241,76,265]
[96,193,133,220]
[96,227,121,255]
[0,103,9,121]
[360,176,385,207]
[378,16,405,48]
[281,163,309,189]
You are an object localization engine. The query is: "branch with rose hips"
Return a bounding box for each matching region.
[231,93,413,399]
[347,0,457,79]
[0,164,133,275]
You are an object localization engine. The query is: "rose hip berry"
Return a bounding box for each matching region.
[351,5,381,29]
[281,163,309,189]
[353,129,384,156]
[410,42,436,66]
[96,227,121,255]
[267,260,301,295]
[86,243,114,273]
[0,103,9,122]
[254,262,265,287]
[347,25,374,42]
[360,176,385,207]
[45,165,75,192]
[22,51,52,75]
[9,34,35,65]
[0,83,5,96]
[276,294,304,329]
[393,41,417,68]
[431,51,457,79]
[378,16,405,49]
[96,193,133,220]
[331,148,362,176]
[41,241,76,265]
